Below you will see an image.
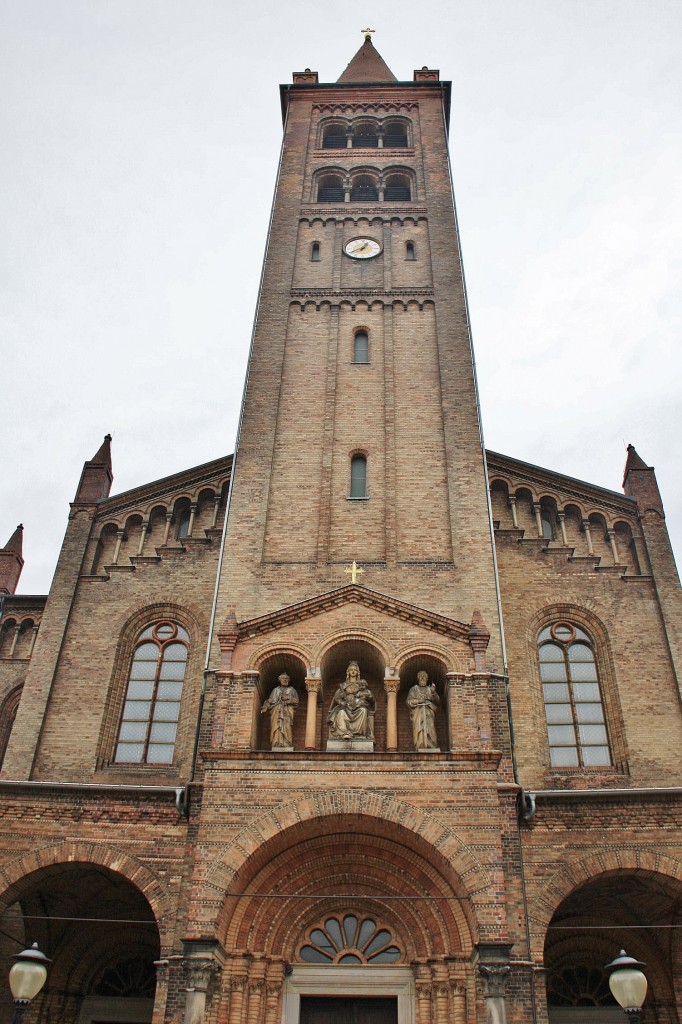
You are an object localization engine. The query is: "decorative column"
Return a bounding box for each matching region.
[28,625,39,658]
[413,964,433,1024]
[8,625,20,658]
[344,176,351,203]
[433,981,450,1024]
[137,519,149,556]
[582,518,594,555]
[246,957,267,1024]
[183,958,219,1024]
[345,126,353,149]
[557,510,568,546]
[508,495,518,528]
[162,512,173,546]
[264,960,286,1024]
[450,983,467,1024]
[304,676,321,750]
[212,495,221,528]
[377,126,385,148]
[384,675,400,751]
[606,529,620,564]
[378,178,385,202]
[186,503,198,538]
[478,963,511,1024]
[532,502,543,538]
[112,528,126,565]
[226,962,249,1024]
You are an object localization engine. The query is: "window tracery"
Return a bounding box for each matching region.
[538,623,611,768]
[299,914,402,964]
[114,621,189,764]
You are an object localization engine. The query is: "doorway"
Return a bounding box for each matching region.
[301,996,398,1024]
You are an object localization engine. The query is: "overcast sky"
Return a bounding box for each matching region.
[2,0,681,594]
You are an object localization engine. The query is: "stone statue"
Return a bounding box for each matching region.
[406,670,440,750]
[261,673,299,749]
[327,661,375,741]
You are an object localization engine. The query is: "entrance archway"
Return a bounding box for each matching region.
[215,813,475,1024]
[544,870,682,1024]
[0,862,160,1024]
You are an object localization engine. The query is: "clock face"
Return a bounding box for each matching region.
[345,237,382,260]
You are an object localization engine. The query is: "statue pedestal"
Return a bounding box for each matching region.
[271,746,294,752]
[416,747,441,753]
[326,738,374,752]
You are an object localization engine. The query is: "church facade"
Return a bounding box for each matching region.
[1,37,681,1024]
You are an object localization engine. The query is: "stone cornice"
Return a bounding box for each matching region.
[237,583,470,642]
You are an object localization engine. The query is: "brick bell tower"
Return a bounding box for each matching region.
[212,34,501,648]
[189,35,523,1024]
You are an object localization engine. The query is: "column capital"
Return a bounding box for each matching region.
[183,957,220,992]
[305,676,321,695]
[477,962,511,998]
[384,677,400,695]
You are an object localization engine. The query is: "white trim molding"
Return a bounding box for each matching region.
[282,965,414,1024]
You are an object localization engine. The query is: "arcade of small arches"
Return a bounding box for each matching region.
[0,615,39,660]
[319,116,412,150]
[91,481,228,574]
[315,167,414,204]
[489,478,644,574]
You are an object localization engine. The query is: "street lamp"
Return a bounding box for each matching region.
[605,950,648,1022]
[8,942,50,1024]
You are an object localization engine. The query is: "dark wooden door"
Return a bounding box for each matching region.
[300,996,398,1024]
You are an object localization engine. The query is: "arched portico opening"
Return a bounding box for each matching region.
[0,862,161,1024]
[544,870,682,1024]
[214,813,476,1024]
[320,639,385,749]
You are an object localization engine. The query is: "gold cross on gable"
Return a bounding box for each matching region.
[344,560,365,584]
[362,27,375,40]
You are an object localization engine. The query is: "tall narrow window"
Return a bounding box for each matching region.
[353,331,369,363]
[311,242,321,261]
[115,622,189,764]
[405,242,415,260]
[538,623,610,768]
[350,455,367,498]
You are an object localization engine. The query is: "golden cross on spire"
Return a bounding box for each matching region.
[344,560,365,584]
[361,27,375,40]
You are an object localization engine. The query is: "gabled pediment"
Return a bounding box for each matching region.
[232,584,471,642]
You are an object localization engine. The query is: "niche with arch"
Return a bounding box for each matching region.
[256,653,308,751]
[397,654,448,751]
[320,640,386,750]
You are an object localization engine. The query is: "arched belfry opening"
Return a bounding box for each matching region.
[544,870,682,1023]
[0,862,161,1024]
[215,813,476,1024]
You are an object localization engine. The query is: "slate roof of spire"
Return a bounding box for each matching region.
[2,523,23,555]
[337,37,397,83]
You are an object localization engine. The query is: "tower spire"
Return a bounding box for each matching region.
[337,32,397,83]
[0,523,24,595]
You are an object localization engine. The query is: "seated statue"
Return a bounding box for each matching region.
[327,661,375,742]
[406,670,440,750]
